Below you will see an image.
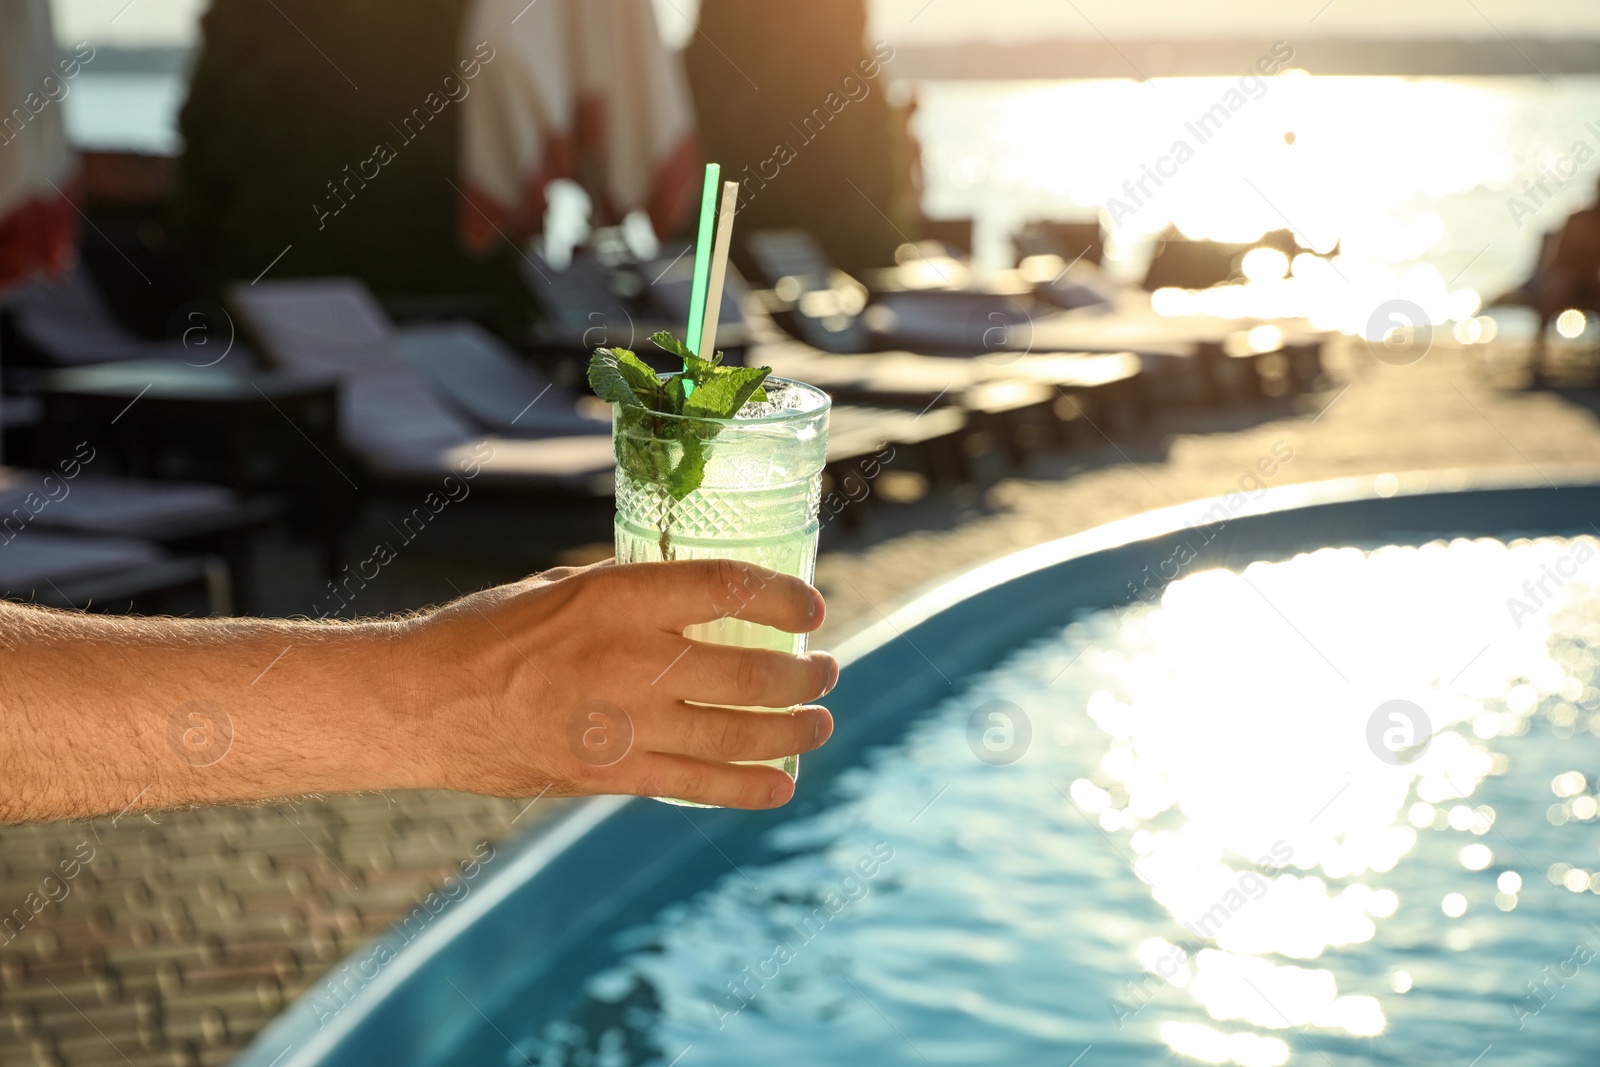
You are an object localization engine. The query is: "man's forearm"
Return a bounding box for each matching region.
[0,601,432,823]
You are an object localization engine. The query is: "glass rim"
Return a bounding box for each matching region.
[617,375,832,428]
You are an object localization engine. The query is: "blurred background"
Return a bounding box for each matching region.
[4,0,1600,1064]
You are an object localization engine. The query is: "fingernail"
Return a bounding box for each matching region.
[823,656,840,696]
[770,780,793,806]
[810,589,825,622]
[810,709,825,746]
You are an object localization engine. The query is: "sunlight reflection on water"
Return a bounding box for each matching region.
[484,536,1600,1067]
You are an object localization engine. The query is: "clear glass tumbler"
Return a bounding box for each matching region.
[612,378,831,806]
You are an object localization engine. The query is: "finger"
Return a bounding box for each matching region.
[592,559,824,634]
[625,752,798,809]
[642,704,833,763]
[665,643,837,709]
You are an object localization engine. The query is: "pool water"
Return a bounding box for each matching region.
[469,536,1600,1066]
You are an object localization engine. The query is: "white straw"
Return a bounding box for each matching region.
[697,180,741,360]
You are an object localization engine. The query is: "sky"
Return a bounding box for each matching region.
[50,0,1600,49]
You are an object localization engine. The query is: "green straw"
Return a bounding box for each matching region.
[684,163,722,359]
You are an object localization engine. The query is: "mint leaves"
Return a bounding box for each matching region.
[592,332,770,419]
[590,333,772,503]
[587,346,660,409]
[589,333,775,559]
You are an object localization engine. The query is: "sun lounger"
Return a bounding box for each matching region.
[747,229,834,292]
[0,467,276,610]
[826,401,971,496]
[518,249,754,359]
[748,229,1166,373]
[0,529,224,614]
[921,218,975,258]
[854,289,1035,356]
[1017,303,1330,406]
[641,241,754,344]
[521,250,639,351]
[1029,270,1117,313]
[32,357,348,583]
[756,340,1144,443]
[745,227,1325,412]
[745,230,871,353]
[395,322,610,440]
[1489,230,1560,310]
[0,468,273,542]
[226,279,615,494]
[1013,220,1105,268]
[749,229,1025,352]
[643,240,749,323]
[1009,221,1119,311]
[1142,235,1248,292]
[4,265,244,368]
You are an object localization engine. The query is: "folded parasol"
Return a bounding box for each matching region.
[457,0,699,252]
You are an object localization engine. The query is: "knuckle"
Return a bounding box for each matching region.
[570,761,618,792]
[709,714,750,760]
[709,558,745,616]
[735,648,774,699]
[673,768,709,801]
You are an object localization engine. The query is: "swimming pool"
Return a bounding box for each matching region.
[235,473,1600,1067]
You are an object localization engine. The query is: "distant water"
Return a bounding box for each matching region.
[470,535,1600,1066]
[65,71,185,155]
[916,75,1600,323]
[61,68,1600,319]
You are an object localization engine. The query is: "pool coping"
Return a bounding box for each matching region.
[831,464,1600,668]
[233,467,1600,1067]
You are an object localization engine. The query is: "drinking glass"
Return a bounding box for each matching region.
[612,378,830,806]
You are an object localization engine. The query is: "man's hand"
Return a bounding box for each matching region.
[411,559,837,809]
[0,560,837,824]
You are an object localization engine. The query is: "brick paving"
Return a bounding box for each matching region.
[4,335,1600,1066]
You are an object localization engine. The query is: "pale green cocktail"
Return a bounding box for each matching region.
[613,378,830,805]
